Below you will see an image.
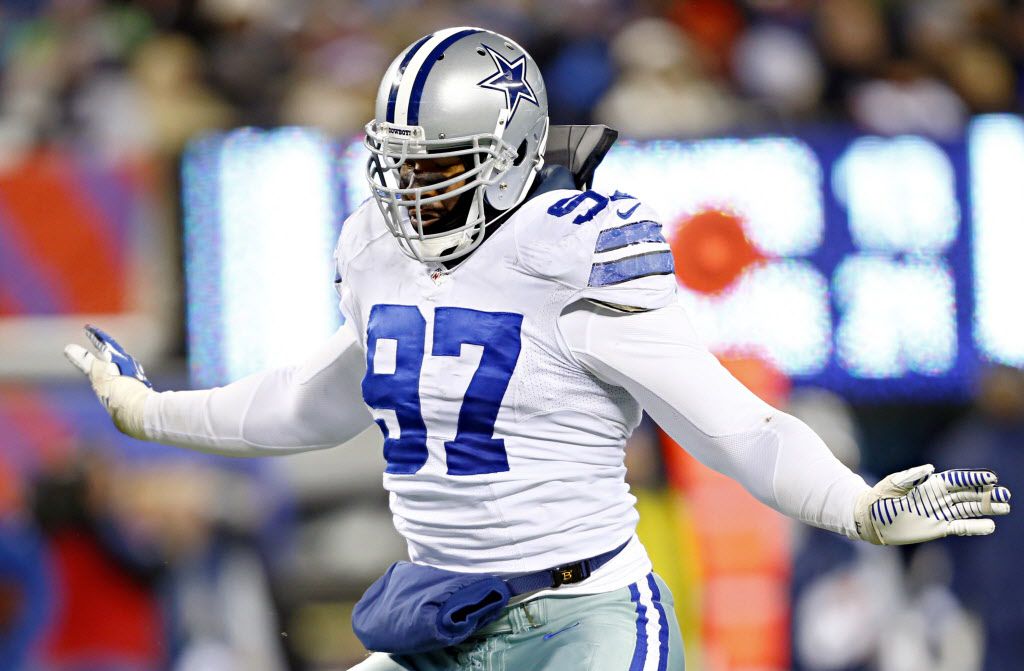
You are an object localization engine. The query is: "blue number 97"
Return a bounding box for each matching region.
[362,305,523,476]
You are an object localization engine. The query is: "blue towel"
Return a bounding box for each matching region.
[353,561,512,654]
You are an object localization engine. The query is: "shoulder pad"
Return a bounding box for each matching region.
[513,188,677,311]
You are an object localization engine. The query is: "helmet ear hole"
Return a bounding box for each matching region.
[513,139,528,167]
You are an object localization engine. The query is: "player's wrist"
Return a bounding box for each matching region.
[107,376,153,440]
[852,487,882,544]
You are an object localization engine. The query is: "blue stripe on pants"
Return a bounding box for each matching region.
[628,583,649,671]
[647,574,670,671]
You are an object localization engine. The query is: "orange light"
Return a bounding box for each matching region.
[670,209,765,295]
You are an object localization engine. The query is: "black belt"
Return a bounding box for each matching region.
[504,539,631,596]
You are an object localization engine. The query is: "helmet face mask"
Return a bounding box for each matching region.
[364,122,518,261]
[365,28,549,263]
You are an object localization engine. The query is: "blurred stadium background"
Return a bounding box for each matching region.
[1,0,1023,669]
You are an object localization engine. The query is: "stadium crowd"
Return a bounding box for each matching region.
[0,0,1022,162]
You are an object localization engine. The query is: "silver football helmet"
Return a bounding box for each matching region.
[365,27,549,263]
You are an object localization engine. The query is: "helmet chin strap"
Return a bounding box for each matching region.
[406,109,535,263]
[412,139,548,264]
[415,228,474,259]
[409,187,482,261]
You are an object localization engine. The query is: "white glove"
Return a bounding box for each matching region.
[854,464,1011,545]
[64,325,153,440]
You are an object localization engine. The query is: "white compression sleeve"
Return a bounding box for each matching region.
[144,321,375,456]
[559,301,869,538]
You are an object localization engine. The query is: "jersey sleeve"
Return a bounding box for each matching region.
[559,301,870,538]
[144,321,374,455]
[515,189,678,312]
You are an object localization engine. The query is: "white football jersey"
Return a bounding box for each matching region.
[334,185,677,591]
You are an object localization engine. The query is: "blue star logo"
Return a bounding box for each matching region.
[476,45,539,122]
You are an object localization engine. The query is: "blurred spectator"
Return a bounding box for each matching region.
[280,4,385,135]
[941,40,1018,113]
[787,389,984,671]
[847,61,967,139]
[668,0,746,76]
[201,9,291,127]
[542,37,615,126]
[732,24,825,118]
[0,0,1021,146]
[814,0,890,81]
[931,365,1024,671]
[30,452,168,670]
[788,388,885,671]
[875,546,983,671]
[0,455,50,670]
[132,35,233,156]
[596,18,745,138]
[16,448,291,670]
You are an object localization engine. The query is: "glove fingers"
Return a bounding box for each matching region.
[949,501,987,519]
[945,487,1008,504]
[981,487,1012,516]
[939,469,998,491]
[86,324,130,357]
[946,518,995,538]
[84,324,152,387]
[63,344,94,374]
[84,325,113,363]
[989,502,1011,516]
[946,489,983,505]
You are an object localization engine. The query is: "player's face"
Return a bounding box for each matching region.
[399,156,470,229]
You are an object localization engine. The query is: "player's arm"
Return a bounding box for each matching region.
[558,300,1011,544]
[64,322,374,456]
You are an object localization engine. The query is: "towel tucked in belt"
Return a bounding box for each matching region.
[352,561,511,654]
[352,539,630,654]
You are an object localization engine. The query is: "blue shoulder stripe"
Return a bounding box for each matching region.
[595,221,665,253]
[407,29,481,125]
[589,251,674,287]
[386,35,432,123]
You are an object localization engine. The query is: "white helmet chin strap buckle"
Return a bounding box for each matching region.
[415,229,474,260]
[414,189,487,260]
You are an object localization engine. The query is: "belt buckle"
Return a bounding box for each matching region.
[551,561,590,587]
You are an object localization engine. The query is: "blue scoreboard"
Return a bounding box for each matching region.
[184,115,1024,399]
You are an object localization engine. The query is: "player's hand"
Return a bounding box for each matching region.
[64,325,153,440]
[854,464,1011,545]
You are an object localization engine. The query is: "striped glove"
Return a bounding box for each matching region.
[64,325,153,440]
[854,464,1011,545]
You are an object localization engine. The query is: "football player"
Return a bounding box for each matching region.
[66,27,1011,671]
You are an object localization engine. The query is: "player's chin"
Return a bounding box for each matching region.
[413,211,460,232]
[412,214,442,229]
